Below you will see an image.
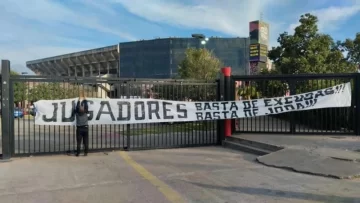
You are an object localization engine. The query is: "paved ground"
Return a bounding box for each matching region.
[257,148,360,179]
[0,147,360,203]
[236,134,360,179]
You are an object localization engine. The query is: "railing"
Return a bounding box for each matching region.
[231,73,357,135]
[2,59,360,160]
[4,67,220,156]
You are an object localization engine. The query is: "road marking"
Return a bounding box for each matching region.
[119,151,185,203]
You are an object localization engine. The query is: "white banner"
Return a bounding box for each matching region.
[34,82,352,126]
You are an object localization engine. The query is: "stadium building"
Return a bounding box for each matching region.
[27,45,119,77]
[119,37,250,78]
[26,37,250,78]
[26,21,270,78]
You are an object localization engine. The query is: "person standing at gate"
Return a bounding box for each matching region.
[74,90,89,157]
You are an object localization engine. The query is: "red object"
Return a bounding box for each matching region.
[221,67,231,77]
[221,67,232,137]
[224,120,231,137]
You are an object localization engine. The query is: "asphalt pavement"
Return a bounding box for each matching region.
[0,147,359,203]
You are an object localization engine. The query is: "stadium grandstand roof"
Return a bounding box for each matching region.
[26,45,119,77]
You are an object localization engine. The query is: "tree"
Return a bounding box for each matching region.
[178,48,223,80]
[11,71,27,105]
[340,33,360,66]
[28,83,62,102]
[268,13,356,76]
[154,48,223,101]
[237,86,260,100]
[261,13,356,131]
[28,83,95,102]
[259,13,356,97]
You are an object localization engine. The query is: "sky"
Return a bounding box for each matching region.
[0,0,360,74]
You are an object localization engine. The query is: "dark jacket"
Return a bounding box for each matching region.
[74,100,89,126]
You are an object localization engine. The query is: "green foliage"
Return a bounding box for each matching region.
[339,32,360,65]
[11,71,27,104]
[178,48,223,80]
[259,13,357,98]
[258,68,289,98]
[28,83,94,102]
[268,13,356,75]
[154,48,221,101]
[237,86,260,100]
[260,13,357,131]
[152,83,217,101]
[28,83,62,101]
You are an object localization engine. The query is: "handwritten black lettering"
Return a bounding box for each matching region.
[284,97,292,104]
[264,98,272,107]
[60,101,75,122]
[203,103,212,111]
[176,104,187,118]
[230,102,238,111]
[117,101,131,121]
[43,103,58,122]
[324,87,334,95]
[274,98,283,106]
[162,101,174,120]
[134,101,145,120]
[87,100,94,120]
[314,90,325,99]
[284,104,295,111]
[96,101,115,121]
[295,95,304,102]
[147,101,160,119]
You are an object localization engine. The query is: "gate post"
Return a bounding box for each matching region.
[288,80,296,134]
[1,60,12,159]
[354,73,360,136]
[125,81,130,150]
[217,76,224,144]
[221,67,232,137]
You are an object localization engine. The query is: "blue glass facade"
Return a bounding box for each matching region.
[119,37,250,78]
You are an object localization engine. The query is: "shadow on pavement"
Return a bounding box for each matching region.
[185,181,360,203]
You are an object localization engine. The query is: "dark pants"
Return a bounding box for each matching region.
[76,126,89,155]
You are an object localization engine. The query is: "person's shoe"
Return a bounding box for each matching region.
[84,153,88,156]
[75,153,80,157]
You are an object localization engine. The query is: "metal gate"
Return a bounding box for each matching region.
[4,57,359,158]
[0,74,2,157]
[7,75,219,156]
[231,74,358,135]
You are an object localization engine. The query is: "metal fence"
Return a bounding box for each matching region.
[2,58,360,159]
[0,74,2,156]
[7,75,219,156]
[231,74,358,135]
[0,60,220,157]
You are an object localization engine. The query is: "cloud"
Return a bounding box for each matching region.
[112,0,275,37]
[1,0,137,41]
[1,0,359,74]
[0,0,139,73]
[288,4,360,33]
[315,6,360,30]
[0,44,89,74]
[0,0,176,74]
[111,0,296,48]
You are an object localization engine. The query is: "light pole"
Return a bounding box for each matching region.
[191,34,209,49]
[200,38,209,48]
